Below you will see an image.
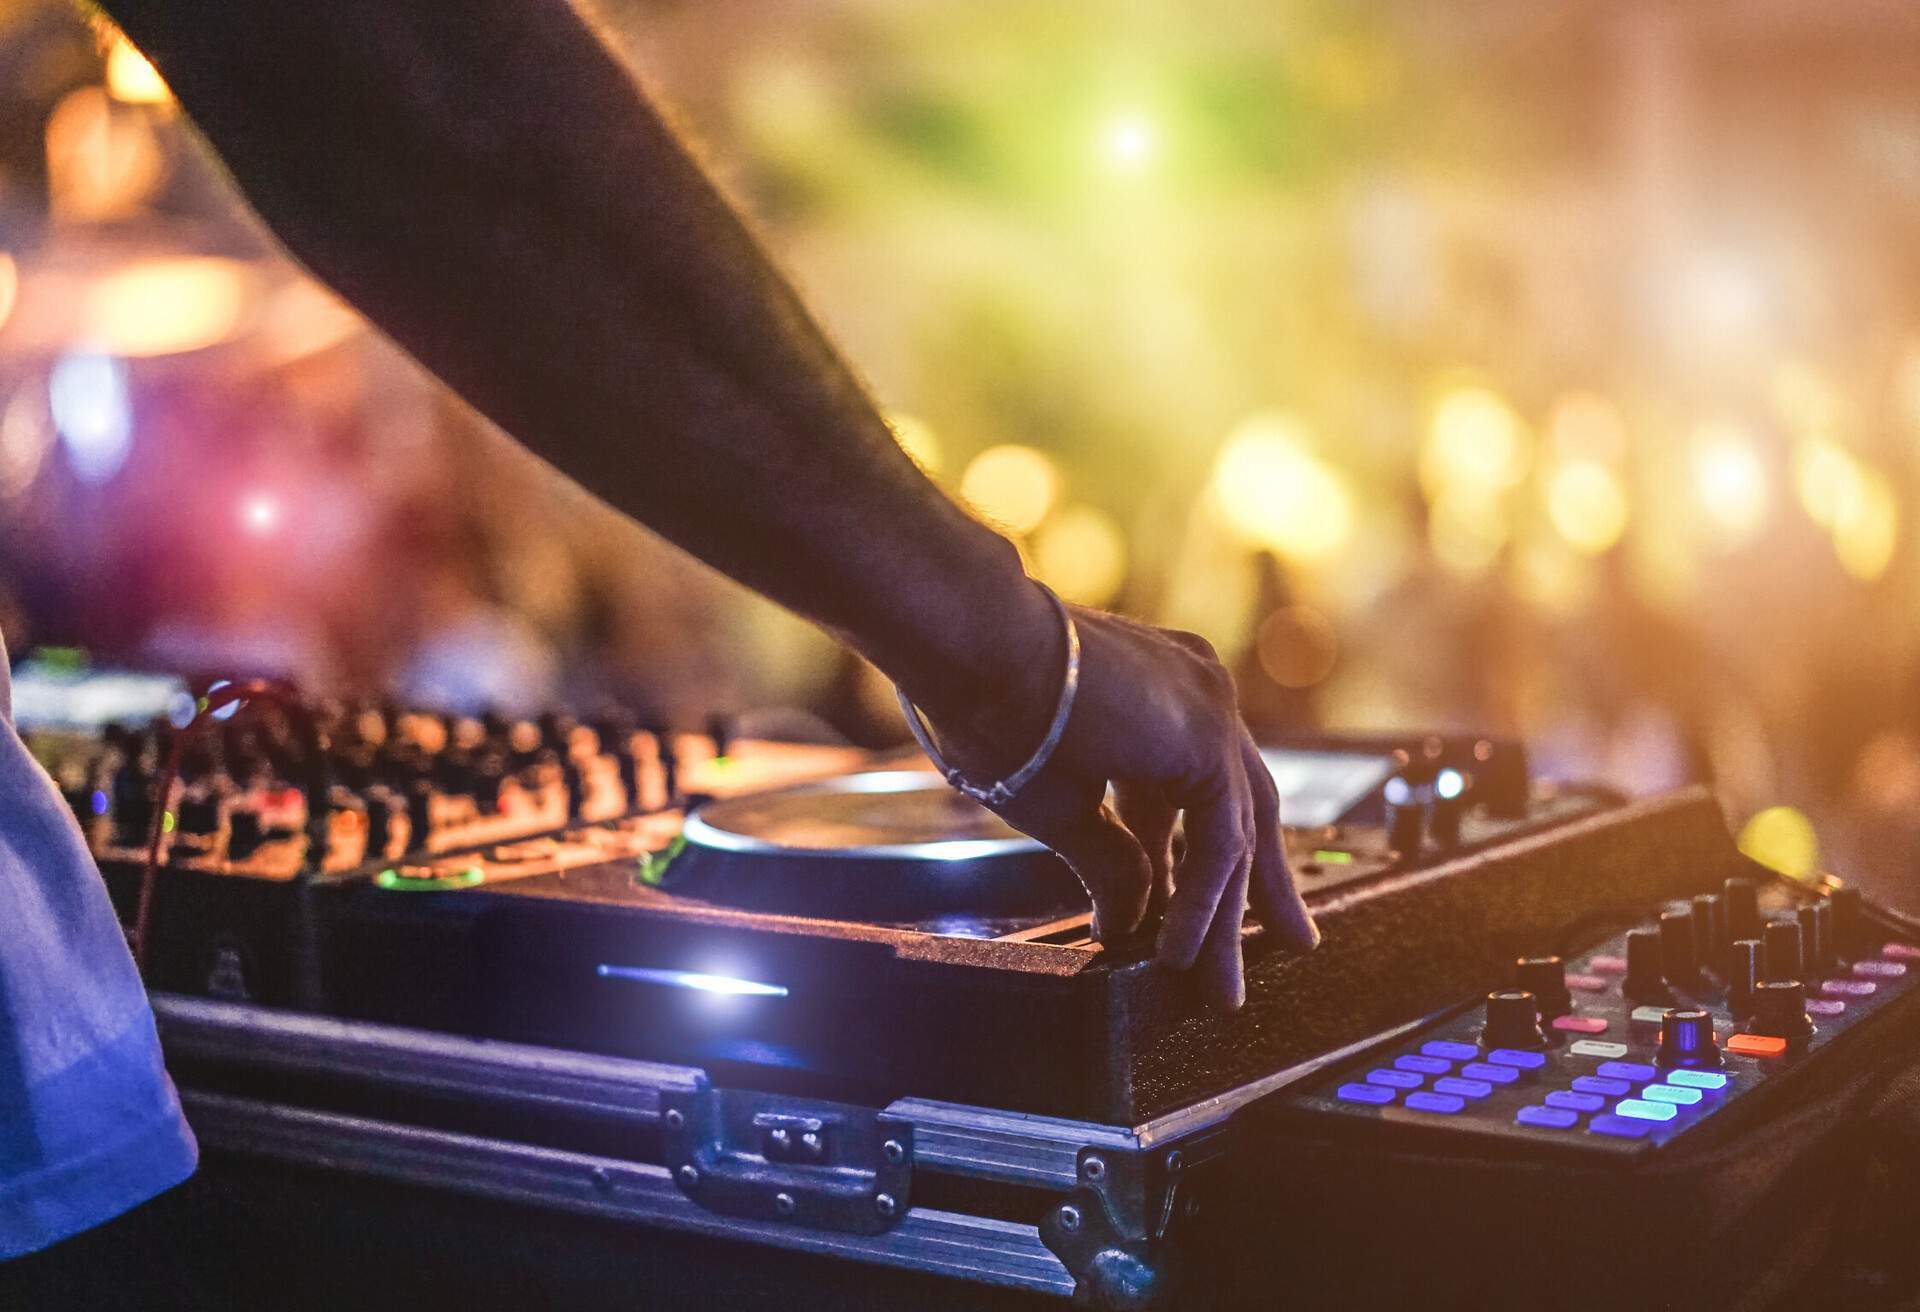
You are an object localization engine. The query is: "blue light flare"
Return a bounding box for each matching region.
[596,964,788,997]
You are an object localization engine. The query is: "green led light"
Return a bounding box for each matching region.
[161,811,175,834]
[375,866,484,892]
[1311,849,1354,865]
[635,835,686,887]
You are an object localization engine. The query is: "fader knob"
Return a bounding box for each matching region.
[1484,990,1547,1049]
[1798,903,1833,975]
[1657,1008,1722,1069]
[1692,894,1726,972]
[1763,920,1804,983]
[1827,886,1863,961]
[1660,909,1698,983]
[1515,957,1572,1019]
[1624,929,1673,1004]
[1723,878,1762,945]
[1728,939,1762,1019]
[1751,980,1814,1041]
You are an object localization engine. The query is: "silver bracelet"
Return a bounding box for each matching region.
[895,580,1081,809]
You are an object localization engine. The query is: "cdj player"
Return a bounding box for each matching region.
[26,673,1920,1309]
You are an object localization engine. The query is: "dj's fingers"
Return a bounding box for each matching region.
[1156,748,1252,971]
[1006,775,1152,942]
[1113,780,1175,919]
[1194,852,1251,1010]
[1239,731,1318,952]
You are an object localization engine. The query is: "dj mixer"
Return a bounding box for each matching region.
[20,663,1920,1309]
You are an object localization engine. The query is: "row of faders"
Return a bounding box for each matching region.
[1284,877,1918,1154]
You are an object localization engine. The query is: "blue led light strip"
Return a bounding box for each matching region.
[595,964,789,997]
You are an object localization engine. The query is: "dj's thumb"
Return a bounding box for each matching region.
[1045,808,1153,944]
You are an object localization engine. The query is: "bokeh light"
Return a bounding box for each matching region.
[104,34,171,106]
[1421,386,1531,501]
[1833,464,1898,582]
[1032,503,1127,606]
[44,86,164,222]
[48,352,131,484]
[1689,421,1770,548]
[1546,393,1627,465]
[1098,112,1157,174]
[1211,412,1354,565]
[885,412,942,476]
[81,257,253,358]
[1737,805,1819,878]
[1427,486,1507,577]
[960,443,1059,535]
[1545,459,1629,556]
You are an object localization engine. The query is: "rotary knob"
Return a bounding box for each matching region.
[1515,956,1572,1019]
[1728,939,1763,1019]
[1657,1008,1722,1069]
[1763,920,1804,983]
[1484,990,1547,1049]
[1826,886,1863,961]
[1750,980,1814,1041]
[1723,877,1762,945]
[1798,902,1833,975]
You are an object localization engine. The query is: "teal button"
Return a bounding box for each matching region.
[1614,1098,1678,1122]
[1570,1040,1629,1059]
[1666,1069,1729,1090]
[1641,1084,1702,1106]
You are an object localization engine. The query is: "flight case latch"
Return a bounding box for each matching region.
[660,1087,912,1235]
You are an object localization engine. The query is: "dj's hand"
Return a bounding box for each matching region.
[920,602,1320,1011]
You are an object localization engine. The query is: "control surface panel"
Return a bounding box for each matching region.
[1287,878,1916,1156]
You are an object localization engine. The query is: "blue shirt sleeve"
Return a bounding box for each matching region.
[0,637,197,1259]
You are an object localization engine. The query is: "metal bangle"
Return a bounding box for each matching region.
[895,580,1081,810]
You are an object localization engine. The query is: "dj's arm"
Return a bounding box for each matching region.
[96,0,1315,1006]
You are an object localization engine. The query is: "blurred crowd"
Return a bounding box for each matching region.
[3,1,1920,903]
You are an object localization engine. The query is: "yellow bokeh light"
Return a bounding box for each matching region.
[1421,386,1531,500]
[80,256,254,357]
[1689,421,1770,547]
[1546,392,1627,465]
[1098,113,1157,173]
[45,86,164,222]
[1545,459,1629,556]
[960,443,1060,536]
[1737,805,1818,878]
[1032,503,1128,606]
[1833,464,1898,581]
[885,412,941,475]
[1427,486,1506,577]
[1793,437,1859,530]
[105,35,171,106]
[1211,412,1355,565]
[0,252,16,335]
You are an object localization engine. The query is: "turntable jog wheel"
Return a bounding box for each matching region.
[667,770,1087,922]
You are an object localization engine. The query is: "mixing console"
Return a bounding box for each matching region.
[1282,876,1911,1156]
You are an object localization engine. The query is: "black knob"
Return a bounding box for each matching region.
[1798,902,1833,975]
[1515,957,1572,1019]
[1484,990,1547,1049]
[1692,894,1726,972]
[1827,886,1863,960]
[1751,980,1814,1041]
[1658,1008,1722,1069]
[1660,909,1698,982]
[1625,929,1673,1003]
[1724,878,1762,945]
[1384,786,1426,857]
[1728,939,1762,1019]
[1763,920,1803,983]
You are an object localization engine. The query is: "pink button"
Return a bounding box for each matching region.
[1565,974,1609,993]
[1589,955,1628,975]
[1854,959,1907,979]
[1882,943,1920,961]
[1807,999,1847,1016]
[1821,978,1877,998]
[1551,1015,1609,1034]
